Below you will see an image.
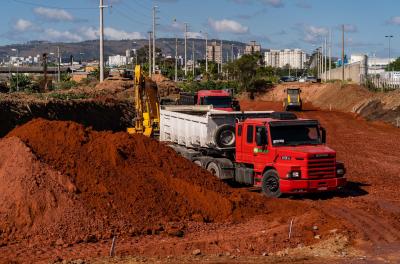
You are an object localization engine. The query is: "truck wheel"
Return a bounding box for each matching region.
[214,125,236,148]
[207,162,221,178]
[262,170,282,198]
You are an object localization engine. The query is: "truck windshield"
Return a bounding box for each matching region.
[203,96,232,108]
[288,89,299,94]
[270,124,321,146]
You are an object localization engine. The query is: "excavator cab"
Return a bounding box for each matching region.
[283,88,302,111]
[127,65,160,137]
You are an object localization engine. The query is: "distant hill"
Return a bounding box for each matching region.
[0,39,247,63]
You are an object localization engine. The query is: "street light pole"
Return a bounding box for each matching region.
[57,46,61,83]
[385,35,393,72]
[204,32,208,73]
[175,36,178,82]
[11,48,19,91]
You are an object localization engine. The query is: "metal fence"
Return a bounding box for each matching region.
[361,75,400,91]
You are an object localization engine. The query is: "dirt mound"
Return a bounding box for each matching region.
[0,137,90,245]
[3,119,263,245]
[151,73,180,97]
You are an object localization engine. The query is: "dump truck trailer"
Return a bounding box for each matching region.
[160,105,346,197]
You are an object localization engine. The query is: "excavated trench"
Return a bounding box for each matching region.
[0,98,135,137]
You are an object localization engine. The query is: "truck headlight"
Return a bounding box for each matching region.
[336,162,346,177]
[336,168,345,175]
[292,171,300,178]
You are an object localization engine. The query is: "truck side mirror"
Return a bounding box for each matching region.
[232,100,241,111]
[321,127,326,144]
[256,127,268,146]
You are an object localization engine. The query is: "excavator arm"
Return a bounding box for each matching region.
[127,65,160,137]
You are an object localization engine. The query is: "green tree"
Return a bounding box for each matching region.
[386,57,400,71]
[10,74,33,92]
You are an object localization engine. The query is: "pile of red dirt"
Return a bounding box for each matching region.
[1,119,264,245]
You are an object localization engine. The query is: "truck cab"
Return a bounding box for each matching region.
[283,88,302,111]
[235,112,346,197]
[196,90,240,111]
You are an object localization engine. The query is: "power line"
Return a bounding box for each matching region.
[113,6,150,28]
[120,0,152,19]
[131,0,152,11]
[13,0,97,10]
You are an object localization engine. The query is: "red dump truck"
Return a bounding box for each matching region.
[177,89,240,111]
[160,106,346,197]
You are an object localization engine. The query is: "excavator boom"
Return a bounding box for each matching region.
[127,65,160,137]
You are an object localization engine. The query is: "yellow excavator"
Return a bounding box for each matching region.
[127,65,160,137]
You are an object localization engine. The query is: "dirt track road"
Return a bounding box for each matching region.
[241,100,400,262]
[1,99,399,264]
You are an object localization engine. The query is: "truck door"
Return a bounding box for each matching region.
[253,125,274,171]
[235,123,243,161]
[240,124,256,164]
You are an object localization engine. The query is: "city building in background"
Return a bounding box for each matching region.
[264,48,307,69]
[206,41,222,64]
[108,55,129,67]
[244,41,261,55]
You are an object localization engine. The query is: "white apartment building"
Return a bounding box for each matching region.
[264,48,307,69]
[207,41,222,64]
[108,55,128,67]
[244,41,261,55]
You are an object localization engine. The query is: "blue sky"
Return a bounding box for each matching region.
[1,0,400,57]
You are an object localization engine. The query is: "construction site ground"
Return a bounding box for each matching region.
[0,82,399,263]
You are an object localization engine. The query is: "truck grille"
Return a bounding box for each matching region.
[307,156,335,178]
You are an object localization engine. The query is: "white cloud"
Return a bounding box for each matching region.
[104,27,143,40]
[208,18,249,34]
[78,26,143,40]
[14,19,33,32]
[388,16,400,25]
[79,26,98,39]
[34,7,74,22]
[263,0,284,7]
[44,28,83,42]
[301,25,328,43]
[343,24,358,33]
[187,32,203,38]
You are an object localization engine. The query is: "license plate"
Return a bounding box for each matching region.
[318,187,328,191]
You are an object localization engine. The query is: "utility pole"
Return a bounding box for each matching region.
[231,44,234,62]
[43,53,48,92]
[342,24,345,82]
[220,40,223,76]
[192,40,195,77]
[317,48,320,78]
[385,35,394,72]
[329,29,332,80]
[324,36,327,81]
[204,32,208,73]
[57,46,61,83]
[152,6,158,74]
[184,23,188,77]
[321,41,324,80]
[175,36,178,82]
[148,31,152,76]
[11,48,19,91]
[99,0,106,82]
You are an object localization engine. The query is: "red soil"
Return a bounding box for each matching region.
[2,119,265,246]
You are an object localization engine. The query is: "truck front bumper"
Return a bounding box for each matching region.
[280,177,346,193]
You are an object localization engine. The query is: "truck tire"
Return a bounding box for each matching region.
[262,170,282,198]
[214,124,236,148]
[207,161,221,178]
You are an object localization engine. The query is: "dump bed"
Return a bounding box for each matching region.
[160,105,273,150]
